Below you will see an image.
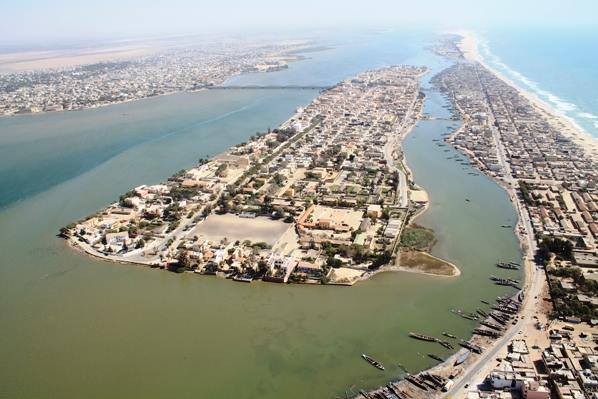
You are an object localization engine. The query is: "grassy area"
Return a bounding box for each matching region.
[400,224,436,252]
[399,251,458,277]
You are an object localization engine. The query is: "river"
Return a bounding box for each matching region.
[0,31,522,399]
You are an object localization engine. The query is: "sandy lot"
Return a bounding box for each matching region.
[311,205,363,231]
[328,267,365,285]
[192,214,289,245]
[0,45,158,73]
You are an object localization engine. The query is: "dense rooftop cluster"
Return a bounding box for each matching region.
[64,65,429,286]
[0,41,301,115]
[434,62,598,320]
[467,329,598,399]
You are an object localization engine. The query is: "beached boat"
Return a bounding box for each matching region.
[454,351,470,366]
[497,262,520,270]
[361,354,385,371]
[232,274,253,283]
[459,340,483,354]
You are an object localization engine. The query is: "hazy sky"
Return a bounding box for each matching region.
[2,0,597,45]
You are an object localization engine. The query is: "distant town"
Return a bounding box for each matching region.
[0,40,306,115]
[61,65,456,286]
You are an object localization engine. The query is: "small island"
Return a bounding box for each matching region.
[61,65,459,285]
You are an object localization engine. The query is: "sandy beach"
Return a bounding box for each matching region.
[455,31,598,158]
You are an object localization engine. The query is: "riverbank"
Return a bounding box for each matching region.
[388,82,460,279]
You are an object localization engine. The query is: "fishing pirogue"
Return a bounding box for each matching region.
[362,354,385,371]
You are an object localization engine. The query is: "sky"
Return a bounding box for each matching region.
[1,0,597,46]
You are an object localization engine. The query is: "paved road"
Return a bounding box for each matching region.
[384,92,418,208]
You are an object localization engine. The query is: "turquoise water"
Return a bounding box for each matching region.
[479,28,598,138]
[0,31,523,398]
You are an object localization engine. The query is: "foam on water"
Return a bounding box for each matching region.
[478,31,598,136]
[479,39,579,115]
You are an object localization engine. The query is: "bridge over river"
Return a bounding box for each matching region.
[207,85,331,90]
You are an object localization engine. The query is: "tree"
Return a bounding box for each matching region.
[58,226,71,237]
[326,257,343,269]
[177,251,190,269]
[370,251,392,270]
[257,260,269,275]
[272,173,285,186]
[537,236,573,264]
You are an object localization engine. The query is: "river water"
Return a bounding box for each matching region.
[0,31,522,399]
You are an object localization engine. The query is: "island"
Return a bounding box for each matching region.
[60,65,459,285]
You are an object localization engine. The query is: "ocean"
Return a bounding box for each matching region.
[478,28,598,138]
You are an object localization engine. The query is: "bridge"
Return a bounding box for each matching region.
[207,85,331,91]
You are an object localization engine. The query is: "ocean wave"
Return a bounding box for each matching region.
[478,40,579,115]
[578,112,598,119]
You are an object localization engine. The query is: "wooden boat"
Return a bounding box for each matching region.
[428,353,444,362]
[438,340,454,350]
[362,354,385,371]
[409,332,437,342]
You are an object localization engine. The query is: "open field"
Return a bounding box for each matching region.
[192,214,289,245]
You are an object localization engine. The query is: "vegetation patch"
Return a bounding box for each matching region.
[400,224,436,252]
[548,265,598,320]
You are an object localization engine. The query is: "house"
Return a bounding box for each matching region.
[521,381,550,399]
[263,255,297,283]
[384,218,402,238]
[367,204,382,218]
[295,261,323,278]
[105,231,130,245]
